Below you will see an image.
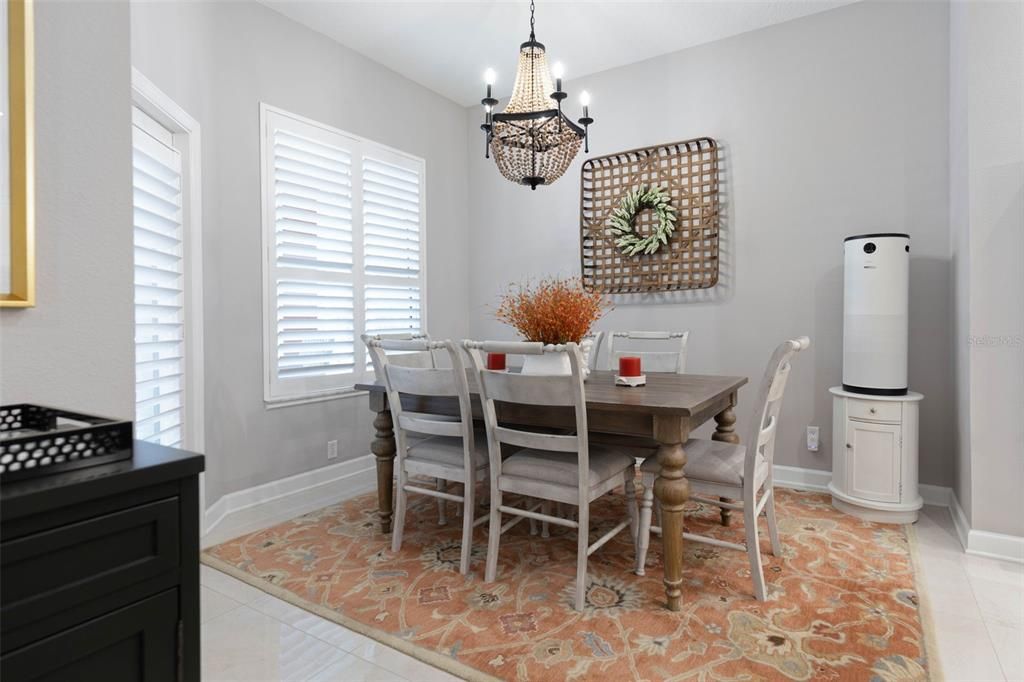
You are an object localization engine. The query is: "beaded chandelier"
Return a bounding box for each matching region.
[479,0,593,190]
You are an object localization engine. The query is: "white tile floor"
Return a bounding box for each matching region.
[200,503,1024,681]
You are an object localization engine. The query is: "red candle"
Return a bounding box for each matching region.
[486,352,507,371]
[619,356,642,377]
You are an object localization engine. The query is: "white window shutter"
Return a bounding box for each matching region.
[262,107,426,401]
[133,112,185,447]
[276,279,355,378]
[273,129,354,274]
[362,157,421,278]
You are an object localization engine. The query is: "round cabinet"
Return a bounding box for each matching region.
[828,387,923,524]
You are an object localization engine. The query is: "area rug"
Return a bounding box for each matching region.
[202,487,937,681]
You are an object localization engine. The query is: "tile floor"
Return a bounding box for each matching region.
[200,503,1023,681]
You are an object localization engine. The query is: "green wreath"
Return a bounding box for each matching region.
[608,185,677,256]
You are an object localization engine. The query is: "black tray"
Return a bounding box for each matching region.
[0,404,133,482]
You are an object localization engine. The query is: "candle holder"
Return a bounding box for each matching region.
[615,356,645,386]
[615,373,647,387]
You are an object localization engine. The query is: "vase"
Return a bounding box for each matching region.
[519,339,593,377]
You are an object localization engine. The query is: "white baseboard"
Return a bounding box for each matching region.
[202,454,376,546]
[771,464,832,493]
[198,457,1024,565]
[771,465,953,507]
[950,492,971,548]
[951,493,1024,564]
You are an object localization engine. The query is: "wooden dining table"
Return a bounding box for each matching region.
[355,369,747,611]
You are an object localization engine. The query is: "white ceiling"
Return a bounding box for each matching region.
[262,1,859,107]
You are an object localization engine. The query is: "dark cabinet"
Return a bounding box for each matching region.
[3,590,179,682]
[1,441,204,682]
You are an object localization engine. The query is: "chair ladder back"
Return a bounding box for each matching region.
[586,331,605,371]
[479,370,578,407]
[464,341,590,494]
[606,330,689,374]
[368,338,477,476]
[362,332,436,376]
[385,364,459,398]
[743,337,809,487]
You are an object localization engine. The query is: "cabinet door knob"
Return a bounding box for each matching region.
[869,407,877,414]
[846,443,852,449]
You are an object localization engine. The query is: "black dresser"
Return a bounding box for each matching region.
[1,441,204,681]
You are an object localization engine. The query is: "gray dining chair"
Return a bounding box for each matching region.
[606,330,689,374]
[362,332,458,525]
[366,337,489,575]
[464,340,639,610]
[634,337,810,601]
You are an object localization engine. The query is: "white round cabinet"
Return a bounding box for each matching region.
[828,387,924,524]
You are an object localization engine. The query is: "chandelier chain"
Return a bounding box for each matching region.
[529,0,535,40]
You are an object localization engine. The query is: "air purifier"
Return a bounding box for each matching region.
[842,233,910,395]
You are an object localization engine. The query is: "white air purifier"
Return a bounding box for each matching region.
[842,233,910,396]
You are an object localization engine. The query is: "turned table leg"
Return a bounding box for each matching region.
[712,405,740,526]
[371,408,397,534]
[653,416,690,611]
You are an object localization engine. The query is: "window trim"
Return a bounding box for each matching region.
[259,103,428,406]
[131,68,205,456]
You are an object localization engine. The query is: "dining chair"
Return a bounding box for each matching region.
[605,330,689,374]
[585,331,605,372]
[464,340,639,611]
[363,332,466,525]
[634,336,810,601]
[366,337,489,575]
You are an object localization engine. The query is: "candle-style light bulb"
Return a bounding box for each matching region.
[552,62,565,93]
[578,90,593,153]
[483,68,496,100]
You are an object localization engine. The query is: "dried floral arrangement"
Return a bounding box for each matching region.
[495,277,610,345]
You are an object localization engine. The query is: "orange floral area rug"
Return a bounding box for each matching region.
[202,487,936,681]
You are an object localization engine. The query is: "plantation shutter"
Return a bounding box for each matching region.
[362,154,423,370]
[263,107,426,401]
[132,108,185,447]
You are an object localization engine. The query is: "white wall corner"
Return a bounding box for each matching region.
[950,492,971,549]
[950,493,1024,564]
[918,483,952,507]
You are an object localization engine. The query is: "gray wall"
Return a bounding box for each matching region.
[465,0,954,486]
[951,0,1024,537]
[0,1,134,420]
[131,1,471,505]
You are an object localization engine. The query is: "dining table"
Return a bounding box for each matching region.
[355,369,748,612]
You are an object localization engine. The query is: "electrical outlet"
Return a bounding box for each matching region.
[327,440,338,460]
[806,426,820,452]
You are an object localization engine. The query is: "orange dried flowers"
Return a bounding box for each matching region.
[495,277,610,344]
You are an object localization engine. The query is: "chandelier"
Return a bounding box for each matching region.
[479,0,593,190]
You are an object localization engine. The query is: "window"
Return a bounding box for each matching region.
[131,71,203,451]
[132,108,184,446]
[261,105,426,403]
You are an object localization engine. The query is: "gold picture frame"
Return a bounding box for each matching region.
[0,0,34,307]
